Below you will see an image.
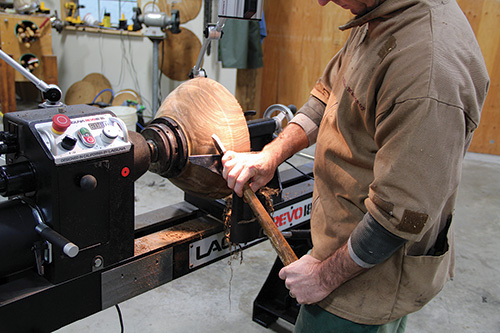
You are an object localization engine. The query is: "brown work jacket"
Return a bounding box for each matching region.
[292,0,489,325]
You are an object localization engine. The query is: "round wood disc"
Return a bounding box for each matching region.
[161,27,201,81]
[65,81,96,105]
[142,1,163,13]
[82,73,113,104]
[112,89,141,106]
[161,0,202,23]
[155,77,250,198]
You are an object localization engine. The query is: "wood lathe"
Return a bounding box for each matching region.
[0,77,312,331]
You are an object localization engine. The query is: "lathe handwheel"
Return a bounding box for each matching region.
[263,104,295,135]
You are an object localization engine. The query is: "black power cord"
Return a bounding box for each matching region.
[115,304,124,333]
[284,160,314,180]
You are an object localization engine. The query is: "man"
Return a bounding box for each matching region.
[221,0,489,331]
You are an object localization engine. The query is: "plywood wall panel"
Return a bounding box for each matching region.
[0,13,53,83]
[458,0,500,154]
[258,0,351,116]
[259,0,500,155]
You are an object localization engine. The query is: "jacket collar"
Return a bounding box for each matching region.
[339,0,450,31]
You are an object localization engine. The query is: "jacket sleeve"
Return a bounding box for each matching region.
[366,97,473,242]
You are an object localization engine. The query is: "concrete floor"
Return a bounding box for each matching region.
[53,150,500,333]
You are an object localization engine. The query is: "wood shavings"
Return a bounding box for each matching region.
[222,186,280,246]
[222,186,280,309]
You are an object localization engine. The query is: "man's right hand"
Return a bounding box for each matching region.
[221,122,310,197]
[221,150,277,197]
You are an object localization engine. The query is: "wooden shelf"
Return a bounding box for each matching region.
[64,25,143,37]
[0,13,57,113]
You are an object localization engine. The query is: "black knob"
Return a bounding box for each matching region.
[61,135,77,150]
[80,174,97,191]
[43,86,62,103]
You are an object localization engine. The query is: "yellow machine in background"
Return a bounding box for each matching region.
[64,1,83,25]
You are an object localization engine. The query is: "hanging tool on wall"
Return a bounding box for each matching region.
[50,11,64,33]
[64,2,84,25]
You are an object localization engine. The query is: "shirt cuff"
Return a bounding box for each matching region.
[290,113,319,145]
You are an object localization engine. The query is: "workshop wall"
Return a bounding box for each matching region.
[258,0,352,117]
[259,0,500,155]
[458,0,500,155]
[43,0,236,120]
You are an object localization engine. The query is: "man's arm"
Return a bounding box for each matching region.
[279,213,406,304]
[222,122,309,197]
[278,243,366,305]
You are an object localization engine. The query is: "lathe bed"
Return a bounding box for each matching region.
[0,165,312,332]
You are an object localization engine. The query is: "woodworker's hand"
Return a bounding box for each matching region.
[279,243,367,304]
[221,122,310,197]
[221,150,277,197]
[278,254,332,304]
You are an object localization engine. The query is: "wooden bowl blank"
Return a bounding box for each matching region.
[65,81,96,105]
[141,1,162,13]
[82,73,113,104]
[112,89,141,106]
[155,77,250,198]
[161,27,201,81]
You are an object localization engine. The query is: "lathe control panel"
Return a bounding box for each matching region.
[34,113,131,165]
[1,105,137,286]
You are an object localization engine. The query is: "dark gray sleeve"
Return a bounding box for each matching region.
[296,95,326,127]
[289,96,326,145]
[348,212,407,268]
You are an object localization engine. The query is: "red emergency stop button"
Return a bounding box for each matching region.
[121,167,130,177]
[52,114,71,135]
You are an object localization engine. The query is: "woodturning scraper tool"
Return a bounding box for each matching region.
[211,134,298,266]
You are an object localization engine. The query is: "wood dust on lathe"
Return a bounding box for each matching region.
[222,187,280,308]
[222,187,280,262]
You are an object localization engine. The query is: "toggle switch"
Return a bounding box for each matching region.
[61,135,77,150]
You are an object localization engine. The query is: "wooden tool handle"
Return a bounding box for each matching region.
[212,133,298,266]
[242,184,298,266]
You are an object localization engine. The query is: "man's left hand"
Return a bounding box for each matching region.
[278,243,368,304]
[278,254,332,304]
